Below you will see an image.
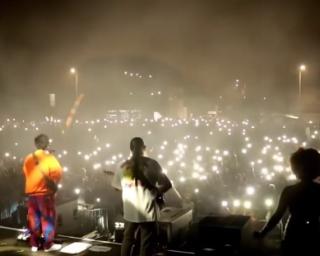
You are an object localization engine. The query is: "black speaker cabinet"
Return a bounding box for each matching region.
[199,215,251,248]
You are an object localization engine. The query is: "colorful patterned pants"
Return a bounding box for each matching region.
[27,195,56,249]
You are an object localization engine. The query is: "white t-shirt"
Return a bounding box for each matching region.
[112,157,162,222]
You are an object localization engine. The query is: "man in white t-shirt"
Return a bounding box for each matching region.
[112,137,172,256]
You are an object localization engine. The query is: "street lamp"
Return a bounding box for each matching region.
[70,67,79,98]
[298,64,306,108]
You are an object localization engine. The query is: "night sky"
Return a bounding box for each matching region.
[1,0,320,115]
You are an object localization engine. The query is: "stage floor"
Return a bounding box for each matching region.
[0,222,282,256]
[0,228,121,256]
[0,227,195,256]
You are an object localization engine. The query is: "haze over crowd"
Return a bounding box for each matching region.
[1,0,320,118]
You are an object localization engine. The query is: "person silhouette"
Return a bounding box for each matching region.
[112,137,172,256]
[23,134,62,252]
[254,148,320,255]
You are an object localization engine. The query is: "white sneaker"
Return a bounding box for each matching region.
[44,243,62,252]
[31,246,38,252]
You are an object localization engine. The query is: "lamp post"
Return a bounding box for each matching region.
[70,67,79,98]
[298,64,306,108]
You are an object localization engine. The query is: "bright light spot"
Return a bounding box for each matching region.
[288,174,297,181]
[115,222,125,229]
[179,177,186,183]
[192,172,199,178]
[246,186,255,196]
[96,198,101,203]
[168,161,174,166]
[195,145,202,152]
[199,175,207,181]
[244,201,252,209]
[58,184,62,189]
[274,165,284,172]
[261,168,268,175]
[196,155,202,161]
[93,163,101,170]
[63,167,68,172]
[194,188,199,194]
[299,64,306,71]
[70,67,76,74]
[221,201,228,207]
[265,198,273,208]
[74,188,80,195]
[233,200,241,208]
[266,174,272,181]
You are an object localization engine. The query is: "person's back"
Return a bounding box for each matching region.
[285,181,320,245]
[112,137,172,256]
[24,149,61,195]
[119,156,162,222]
[23,134,62,253]
[254,148,320,256]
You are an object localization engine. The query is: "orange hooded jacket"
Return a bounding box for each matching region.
[23,149,62,195]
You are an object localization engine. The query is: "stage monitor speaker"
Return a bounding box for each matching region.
[56,199,96,236]
[158,207,193,246]
[199,215,251,248]
[112,207,193,246]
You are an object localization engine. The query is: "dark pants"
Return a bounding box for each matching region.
[121,221,156,256]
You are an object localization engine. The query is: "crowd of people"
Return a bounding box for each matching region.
[1,113,319,219]
[1,112,320,254]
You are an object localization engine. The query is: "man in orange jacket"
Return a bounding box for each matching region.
[23,134,62,252]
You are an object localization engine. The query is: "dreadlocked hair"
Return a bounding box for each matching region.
[130,137,145,186]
